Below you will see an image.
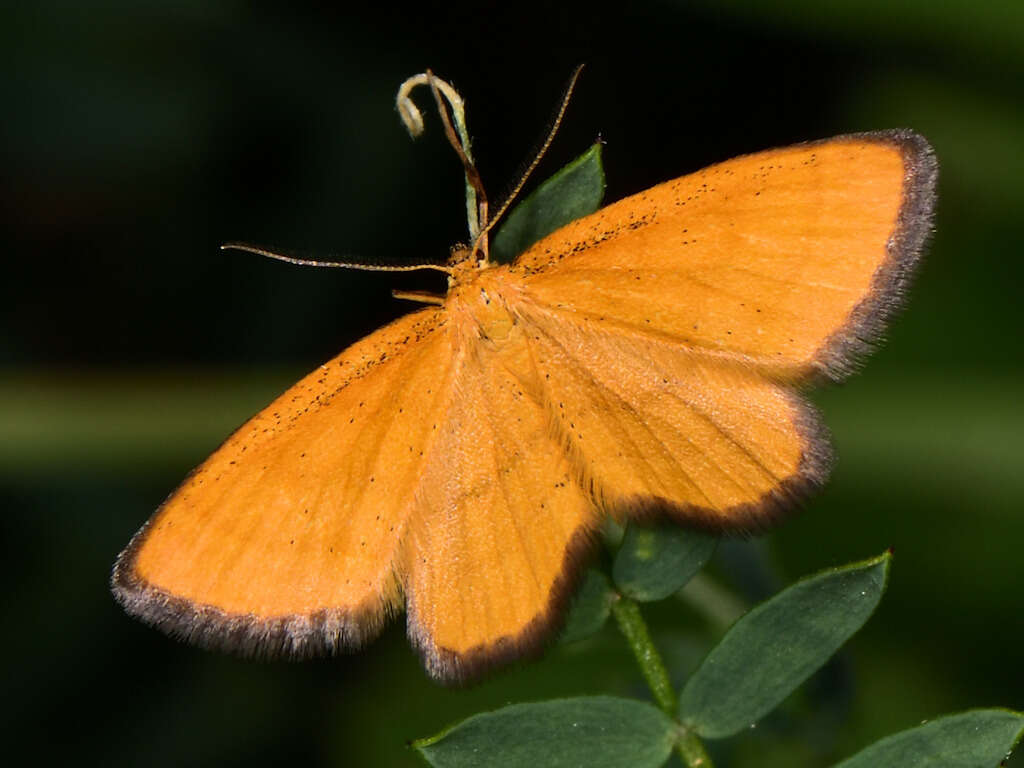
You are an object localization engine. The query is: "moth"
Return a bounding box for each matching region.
[112,74,936,684]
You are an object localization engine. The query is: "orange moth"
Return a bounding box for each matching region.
[112,71,936,683]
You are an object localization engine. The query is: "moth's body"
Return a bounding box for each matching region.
[113,131,936,683]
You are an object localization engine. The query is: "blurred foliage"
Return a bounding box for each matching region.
[2,1,1022,766]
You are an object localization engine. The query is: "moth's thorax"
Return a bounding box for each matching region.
[446,263,520,344]
[445,246,478,284]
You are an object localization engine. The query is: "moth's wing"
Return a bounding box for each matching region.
[112,307,455,657]
[512,131,936,382]
[506,303,832,532]
[401,323,599,683]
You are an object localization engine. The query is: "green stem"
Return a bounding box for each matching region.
[610,596,676,716]
[610,594,715,768]
[677,729,715,767]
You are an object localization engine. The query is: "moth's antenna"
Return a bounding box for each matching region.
[470,64,585,261]
[397,72,487,253]
[221,243,454,274]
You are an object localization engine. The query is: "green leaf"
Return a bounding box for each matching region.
[679,551,891,738]
[490,143,605,264]
[832,709,1024,768]
[559,568,615,645]
[414,696,677,768]
[613,522,718,602]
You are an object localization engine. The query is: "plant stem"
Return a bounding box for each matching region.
[677,729,715,767]
[610,594,715,768]
[610,595,677,716]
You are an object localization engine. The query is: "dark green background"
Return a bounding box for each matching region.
[3,1,1022,766]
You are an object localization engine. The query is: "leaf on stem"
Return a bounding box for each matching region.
[831,708,1024,767]
[490,143,605,264]
[679,551,891,738]
[613,522,718,602]
[414,696,678,768]
[560,568,615,644]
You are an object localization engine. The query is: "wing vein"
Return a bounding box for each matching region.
[480,371,547,602]
[660,382,785,490]
[524,316,718,508]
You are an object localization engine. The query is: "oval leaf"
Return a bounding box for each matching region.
[415,696,676,768]
[679,552,891,738]
[613,522,718,602]
[832,709,1024,768]
[560,568,615,645]
[490,143,605,264]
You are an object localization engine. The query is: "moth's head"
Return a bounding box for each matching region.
[446,245,491,290]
